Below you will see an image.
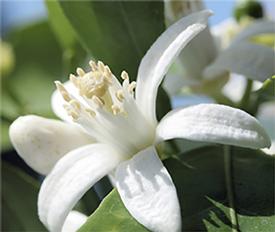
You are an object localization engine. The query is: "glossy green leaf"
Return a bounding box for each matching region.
[45,0,87,74]
[1,162,46,231]
[78,189,149,232]
[45,0,76,49]
[164,145,275,231]
[203,200,275,231]
[59,0,165,79]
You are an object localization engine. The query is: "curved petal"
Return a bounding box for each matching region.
[38,144,124,232]
[156,104,271,149]
[262,141,275,155]
[136,10,212,125]
[116,146,181,232]
[9,115,93,175]
[231,20,275,45]
[61,211,87,232]
[204,42,275,82]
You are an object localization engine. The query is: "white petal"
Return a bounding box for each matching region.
[261,141,275,155]
[211,18,238,49]
[61,211,87,232]
[9,115,93,175]
[231,20,275,45]
[204,42,275,82]
[38,144,124,232]
[156,104,271,149]
[116,146,181,232]
[136,10,212,125]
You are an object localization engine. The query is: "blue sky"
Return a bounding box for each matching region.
[1,0,274,33]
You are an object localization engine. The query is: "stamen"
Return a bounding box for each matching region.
[97,61,105,73]
[85,108,96,117]
[76,67,85,77]
[63,104,79,120]
[89,60,97,71]
[69,74,79,87]
[112,105,121,115]
[55,81,71,102]
[69,99,81,111]
[104,66,112,79]
[92,95,104,107]
[115,90,124,101]
[121,71,129,80]
[128,81,136,94]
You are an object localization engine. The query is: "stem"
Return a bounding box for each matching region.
[239,79,253,110]
[224,145,239,232]
[213,92,236,107]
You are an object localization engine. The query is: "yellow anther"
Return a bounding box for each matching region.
[69,99,81,111]
[115,90,124,101]
[128,81,136,93]
[85,108,96,117]
[76,67,85,77]
[112,105,121,115]
[55,81,71,102]
[69,74,79,87]
[89,60,97,71]
[69,110,79,120]
[104,65,112,78]
[63,105,79,120]
[98,61,105,73]
[121,71,129,80]
[92,95,104,107]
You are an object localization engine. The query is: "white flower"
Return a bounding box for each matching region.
[9,10,271,232]
[164,0,275,96]
[205,21,275,82]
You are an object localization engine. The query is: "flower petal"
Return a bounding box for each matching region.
[156,104,271,149]
[116,146,181,232]
[61,211,87,232]
[38,144,124,232]
[136,10,212,125]
[204,42,275,82]
[9,115,93,175]
[231,20,275,45]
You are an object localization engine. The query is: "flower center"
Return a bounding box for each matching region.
[55,60,155,157]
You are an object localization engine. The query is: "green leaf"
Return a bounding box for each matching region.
[1,162,46,231]
[58,0,165,79]
[7,21,63,76]
[203,200,275,231]
[45,0,76,49]
[8,66,56,117]
[78,189,149,232]
[45,0,87,74]
[164,145,275,231]
[1,122,12,152]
